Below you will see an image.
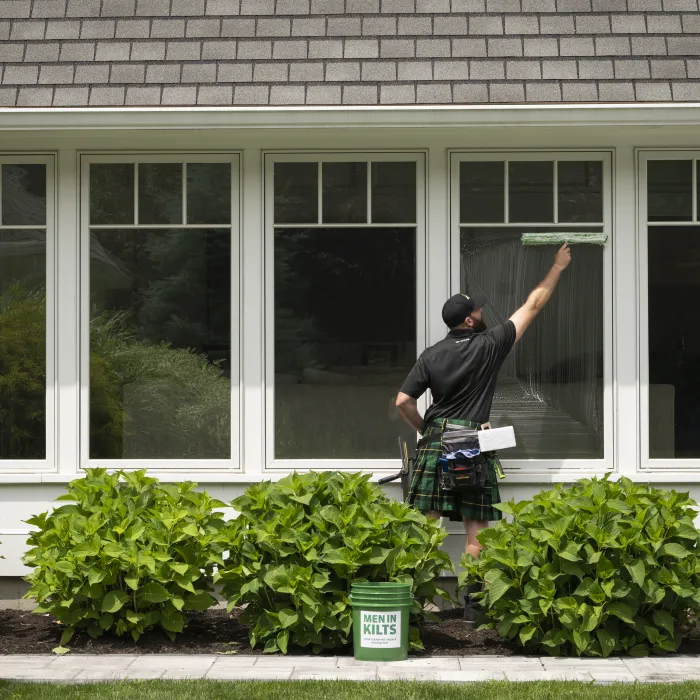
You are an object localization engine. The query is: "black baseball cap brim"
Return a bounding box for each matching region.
[441,292,487,328]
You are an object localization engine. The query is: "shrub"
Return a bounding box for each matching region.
[459,476,700,657]
[216,471,453,654]
[23,469,228,648]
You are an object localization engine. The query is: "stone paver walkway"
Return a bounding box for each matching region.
[1,654,700,683]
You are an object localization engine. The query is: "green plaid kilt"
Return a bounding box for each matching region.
[407,418,504,522]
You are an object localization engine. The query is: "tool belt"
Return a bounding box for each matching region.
[418,419,503,493]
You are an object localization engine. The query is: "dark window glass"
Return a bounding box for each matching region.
[89,228,231,459]
[460,226,604,459]
[274,227,416,458]
[138,163,182,225]
[274,162,318,224]
[372,162,417,224]
[647,160,692,222]
[648,226,700,458]
[187,163,231,225]
[558,161,603,223]
[0,230,46,459]
[322,162,367,224]
[2,165,46,226]
[90,164,135,225]
[509,161,554,223]
[460,162,504,224]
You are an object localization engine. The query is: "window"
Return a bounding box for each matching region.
[81,155,239,468]
[266,154,424,465]
[0,156,54,470]
[641,153,700,466]
[452,153,612,469]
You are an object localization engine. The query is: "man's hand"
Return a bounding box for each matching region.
[553,242,572,271]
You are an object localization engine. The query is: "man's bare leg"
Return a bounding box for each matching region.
[464,518,488,558]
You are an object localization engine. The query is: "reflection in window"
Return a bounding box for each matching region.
[138,163,182,225]
[647,160,693,222]
[90,163,135,225]
[509,161,554,223]
[274,228,416,458]
[558,161,603,223]
[460,227,604,459]
[2,165,46,226]
[274,162,318,224]
[648,226,700,458]
[87,159,234,461]
[187,163,231,225]
[460,162,504,224]
[90,229,231,460]
[322,162,367,224]
[0,229,47,459]
[372,162,417,224]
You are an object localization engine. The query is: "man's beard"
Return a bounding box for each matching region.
[472,318,488,333]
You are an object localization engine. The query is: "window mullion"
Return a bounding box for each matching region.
[553,160,559,224]
[133,162,139,225]
[182,162,187,225]
[504,161,509,224]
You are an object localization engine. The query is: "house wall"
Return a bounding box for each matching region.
[2,119,700,580]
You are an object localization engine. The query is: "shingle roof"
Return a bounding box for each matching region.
[1,0,700,106]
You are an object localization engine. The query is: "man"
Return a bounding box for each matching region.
[395,243,571,623]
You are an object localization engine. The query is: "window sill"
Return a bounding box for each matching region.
[0,468,699,486]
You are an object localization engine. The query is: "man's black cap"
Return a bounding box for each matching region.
[441,292,487,328]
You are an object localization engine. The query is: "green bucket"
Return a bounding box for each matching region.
[350,582,412,662]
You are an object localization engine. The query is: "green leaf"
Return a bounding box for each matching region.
[519,625,537,645]
[102,542,123,558]
[52,646,71,655]
[182,523,200,537]
[124,575,139,591]
[278,608,299,629]
[607,602,636,624]
[169,562,189,576]
[184,592,215,611]
[139,582,170,604]
[487,576,512,605]
[102,590,129,614]
[277,630,290,654]
[160,609,184,634]
[290,493,313,506]
[659,543,690,559]
[625,559,646,588]
[597,629,616,658]
[653,610,675,636]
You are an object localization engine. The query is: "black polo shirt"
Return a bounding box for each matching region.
[400,321,516,425]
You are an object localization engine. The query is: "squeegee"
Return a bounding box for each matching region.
[521,232,608,246]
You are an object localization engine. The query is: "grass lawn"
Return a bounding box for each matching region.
[1,681,700,700]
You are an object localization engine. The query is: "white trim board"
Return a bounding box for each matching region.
[3,104,700,131]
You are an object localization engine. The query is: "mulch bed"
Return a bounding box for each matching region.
[1,607,699,657]
[0,608,513,656]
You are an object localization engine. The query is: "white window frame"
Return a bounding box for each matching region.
[79,152,241,472]
[0,154,56,473]
[449,150,614,474]
[638,149,700,471]
[264,151,427,473]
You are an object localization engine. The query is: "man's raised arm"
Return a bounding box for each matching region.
[509,243,572,343]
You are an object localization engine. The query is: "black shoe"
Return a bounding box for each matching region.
[462,583,482,629]
[463,601,478,628]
